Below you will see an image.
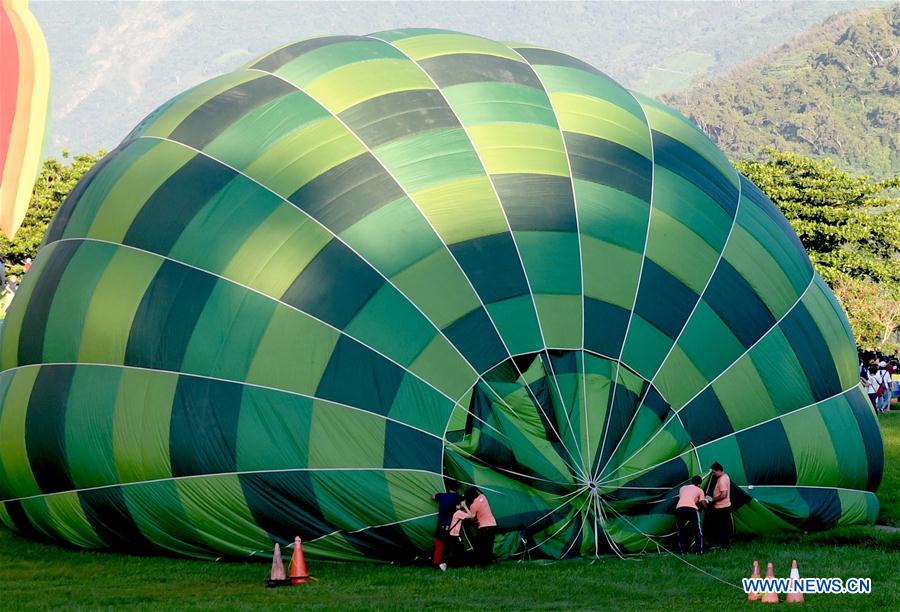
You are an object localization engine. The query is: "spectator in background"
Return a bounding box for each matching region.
[875,361,892,413]
[862,363,880,410]
[23,257,32,273]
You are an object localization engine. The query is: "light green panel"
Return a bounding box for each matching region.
[303,59,434,113]
[274,40,406,87]
[409,335,478,401]
[465,123,569,176]
[575,179,649,252]
[44,492,106,548]
[725,223,797,318]
[548,92,651,158]
[534,294,582,349]
[245,305,340,396]
[374,128,483,192]
[392,33,523,61]
[644,208,719,293]
[711,356,777,431]
[307,401,386,468]
[410,176,508,244]
[803,277,860,390]
[65,366,123,487]
[78,246,163,364]
[619,315,673,382]
[0,368,41,497]
[780,406,839,486]
[242,117,365,197]
[390,248,481,330]
[443,82,559,128]
[112,368,179,483]
[653,344,707,410]
[0,243,55,368]
[580,236,641,308]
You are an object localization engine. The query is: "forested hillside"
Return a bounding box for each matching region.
[663,5,900,178]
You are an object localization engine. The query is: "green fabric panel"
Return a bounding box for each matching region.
[726,223,797,318]
[275,40,408,87]
[737,195,811,294]
[409,176,508,244]
[373,129,484,192]
[204,90,329,170]
[42,241,117,362]
[43,491,106,548]
[740,487,810,522]
[388,374,455,436]
[344,283,437,368]
[242,117,365,198]
[175,474,271,553]
[580,236,641,308]
[696,434,748,484]
[86,141,196,244]
[61,139,159,239]
[408,335,478,402]
[536,65,647,124]
[652,345,706,412]
[77,246,163,364]
[601,417,690,486]
[122,481,213,557]
[236,387,311,471]
[245,304,340,396]
[668,299,744,381]
[65,366,123,488]
[779,405,840,486]
[339,198,442,278]
[303,59,434,114]
[644,208,719,293]
[0,367,41,497]
[112,368,178,483]
[19,497,59,540]
[619,315,673,382]
[575,180,649,252]
[308,401,386,468]
[168,178,286,276]
[392,32,524,61]
[732,498,800,535]
[132,71,261,139]
[819,394,869,489]
[650,165,732,249]
[534,294,581,349]
[391,249,481,329]
[180,281,278,382]
[546,91,651,158]
[516,231,580,295]
[465,123,569,177]
[0,243,56,369]
[485,295,543,356]
[750,328,815,413]
[803,277,859,390]
[312,470,396,533]
[443,81,559,128]
[637,95,737,187]
[836,490,876,526]
[221,208,332,298]
[710,357,777,431]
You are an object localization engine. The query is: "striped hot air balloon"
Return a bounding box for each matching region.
[0,30,883,561]
[0,0,50,238]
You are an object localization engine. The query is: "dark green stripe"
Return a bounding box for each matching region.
[419,53,542,89]
[565,132,652,203]
[252,35,370,71]
[169,376,241,477]
[25,365,77,494]
[339,89,459,148]
[169,75,296,150]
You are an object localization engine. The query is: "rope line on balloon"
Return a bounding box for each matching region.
[506,46,592,479]
[0,466,501,505]
[594,146,746,482]
[600,499,743,591]
[592,90,659,485]
[512,490,594,559]
[443,440,578,488]
[597,383,859,488]
[353,41,591,483]
[596,272,819,483]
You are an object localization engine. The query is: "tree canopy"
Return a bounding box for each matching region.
[0,150,103,277]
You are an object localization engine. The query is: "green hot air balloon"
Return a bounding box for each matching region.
[0,30,883,561]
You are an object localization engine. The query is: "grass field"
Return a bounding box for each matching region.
[0,413,896,610]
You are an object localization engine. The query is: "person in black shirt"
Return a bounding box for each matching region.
[431,480,462,569]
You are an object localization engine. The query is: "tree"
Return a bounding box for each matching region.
[736,148,900,351]
[0,150,104,277]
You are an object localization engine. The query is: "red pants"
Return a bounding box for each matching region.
[432,536,445,565]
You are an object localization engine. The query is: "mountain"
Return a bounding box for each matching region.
[31,1,884,156]
[662,5,900,179]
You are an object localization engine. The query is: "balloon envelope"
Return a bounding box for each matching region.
[0,0,50,238]
[0,30,882,561]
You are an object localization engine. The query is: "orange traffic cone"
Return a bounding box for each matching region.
[761,562,780,603]
[289,536,310,585]
[786,559,804,604]
[747,560,762,601]
[265,542,289,587]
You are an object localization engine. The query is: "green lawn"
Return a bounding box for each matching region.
[0,414,896,610]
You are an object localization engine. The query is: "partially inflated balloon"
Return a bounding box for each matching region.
[0,0,49,238]
[0,30,882,561]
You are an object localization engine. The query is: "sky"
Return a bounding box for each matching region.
[28,0,884,156]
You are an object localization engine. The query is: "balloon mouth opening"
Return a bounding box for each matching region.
[443,349,691,558]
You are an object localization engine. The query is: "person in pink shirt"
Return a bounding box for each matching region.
[704,461,733,549]
[465,487,497,566]
[443,501,472,568]
[675,475,707,554]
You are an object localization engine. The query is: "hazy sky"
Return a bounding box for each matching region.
[29,1,882,155]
